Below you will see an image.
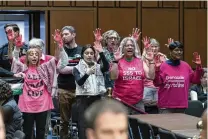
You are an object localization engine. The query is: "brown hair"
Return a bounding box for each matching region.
[25,48,41,67]
[84,99,128,129]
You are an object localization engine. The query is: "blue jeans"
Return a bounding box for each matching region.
[143,87,158,102]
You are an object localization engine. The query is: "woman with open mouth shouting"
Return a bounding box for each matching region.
[110,36,155,114]
[11,29,68,139]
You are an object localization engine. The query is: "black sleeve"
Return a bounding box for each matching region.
[2,105,14,124]
[99,52,109,73]
[0,67,14,77]
[73,67,89,86]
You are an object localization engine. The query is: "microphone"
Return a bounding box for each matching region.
[89,62,95,67]
[89,62,95,74]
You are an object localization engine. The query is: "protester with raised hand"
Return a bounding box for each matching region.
[153,40,203,113]
[56,26,82,139]
[73,41,109,139]
[141,37,167,108]
[11,29,68,139]
[110,37,155,114]
[94,29,120,89]
[0,24,27,72]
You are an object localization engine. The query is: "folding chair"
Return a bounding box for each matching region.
[136,119,155,139]
[158,128,177,139]
[128,118,142,139]
[203,101,207,111]
[185,100,204,117]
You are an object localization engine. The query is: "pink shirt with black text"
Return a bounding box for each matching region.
[18,67,54,113]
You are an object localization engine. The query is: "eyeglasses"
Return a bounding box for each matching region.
[173,49,183,53]
[108,37,118,40]
[124,44,134,47]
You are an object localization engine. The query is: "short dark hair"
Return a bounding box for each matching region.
[84,99,128,129]
[4,23,20,32]
[81,44,96,59]
[61,26,76,34]
[169,41,183,51]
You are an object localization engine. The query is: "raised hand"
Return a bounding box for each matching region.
[192,52,201,65]
[114,47,123,61]
[129,28,141,41]
[145,48,154,62]
[7,29,15,42]
[154,54,162,68]
[165,38,174,48]
[93,41,103,53]
[14,34,24,48]
[52,29,63,48]
[93,28,103,42]
[86,65,96,75]
[142,36,151,49]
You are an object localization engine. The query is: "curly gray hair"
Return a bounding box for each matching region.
[102,30,120,46]
[28,38,45,50]
[119,37,141,58]
[150,38,160,47]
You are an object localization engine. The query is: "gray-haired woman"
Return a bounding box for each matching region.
[94,29,120,89]
[110,37,155,114]
[142,38,167,108]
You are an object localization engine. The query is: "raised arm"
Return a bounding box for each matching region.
[12,34,24,60]
[142,36,155,80]
[152,55,165,87]
[129,28,141,42]
[6,29,16,60]
[52,29,68,69]
[11,34,26,73]
[190,52,203,84]
[99,52,109,73]
[109,62,118,80]
[58,66,74,74]
[93,41,109,73]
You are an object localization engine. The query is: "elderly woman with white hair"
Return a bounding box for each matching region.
[19,38,53,65]
[110,37,155,114]
[142,38,167,109]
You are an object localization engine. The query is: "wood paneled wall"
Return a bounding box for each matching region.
[0,1,207,67]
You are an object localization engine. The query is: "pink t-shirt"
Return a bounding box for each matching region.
[154,61,202,108]
[113,58,145,105]
[18,67,54,113]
